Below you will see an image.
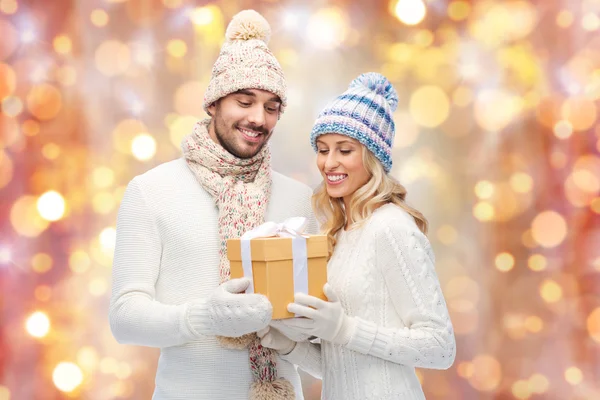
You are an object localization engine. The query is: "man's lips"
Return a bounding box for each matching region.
[237,126,267,143]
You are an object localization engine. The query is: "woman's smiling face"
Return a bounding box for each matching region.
[315,134,371,205]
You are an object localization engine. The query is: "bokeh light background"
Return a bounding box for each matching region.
[1,0,599,399]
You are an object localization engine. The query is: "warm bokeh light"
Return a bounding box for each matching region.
[99,227,117,252]
[95,40,131,76]
[527,254,547,271]
[393,0,426,26]
[131,133,157,161]
[0,0,18,14]
[27,84,63,120]
[409,85,450,128]
[10,195,50,237]
[495,252,514,272]
[564,367,583,385]
[474,89,522,132]
[540,279,563,303]
[167,39,187,58]
[531,211,567,248]
[190,6,216,26]
[53,35,72,55]
[474,180,494,199]
[113,119,147,152]
[91,9,109,27]
[510,172,533,193]
[52,362,84,393]
[306,7,349,50]
[473,201,494,221]
[37,191,66,222]
[588,308,600,343]
[69,250,91,274]
[31,253,53,273]
[26,311,50,338]
[436,225,457,245]
[556,10,574,28]
[468,355,502,391]
[524,316,544,333]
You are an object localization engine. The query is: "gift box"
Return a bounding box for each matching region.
[226,219,328,319]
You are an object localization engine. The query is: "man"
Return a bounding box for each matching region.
[109,10,316,400]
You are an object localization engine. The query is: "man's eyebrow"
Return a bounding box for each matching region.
[233,89,281,104]
[234,89,256,97]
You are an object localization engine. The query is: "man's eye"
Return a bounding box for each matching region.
[266,107,278,113]
[239,102,251,107]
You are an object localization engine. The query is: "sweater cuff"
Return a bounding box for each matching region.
[334,316,357,345]
[345,317,378,354]
[281,340,311,365]
[185,299,212,338]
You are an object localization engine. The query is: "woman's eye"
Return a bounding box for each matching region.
[340,150,352,154]
[318,149,329,154]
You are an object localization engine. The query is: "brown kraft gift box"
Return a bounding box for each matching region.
[227,235,328,319]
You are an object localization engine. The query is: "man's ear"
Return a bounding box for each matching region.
[207,102,216,117]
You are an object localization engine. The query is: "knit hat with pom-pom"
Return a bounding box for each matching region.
[310,72,399,172]
[203,10,287,113]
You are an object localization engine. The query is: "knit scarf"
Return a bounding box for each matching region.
[181,118,295,400]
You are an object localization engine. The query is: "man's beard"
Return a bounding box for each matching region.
[213,108,270,159]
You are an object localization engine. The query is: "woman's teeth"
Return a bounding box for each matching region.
[327,174,347,182]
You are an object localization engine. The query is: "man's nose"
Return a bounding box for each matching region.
[247,105,266,127]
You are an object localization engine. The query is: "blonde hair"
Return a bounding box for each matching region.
[312,146,428,254]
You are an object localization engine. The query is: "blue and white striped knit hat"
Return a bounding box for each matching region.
[310,72,398,173]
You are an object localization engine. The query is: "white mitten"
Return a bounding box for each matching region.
[189,277,272,338]
[257,326,296,355]
[285,283,356,345]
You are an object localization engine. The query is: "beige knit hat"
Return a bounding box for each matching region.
[203,10,287,114]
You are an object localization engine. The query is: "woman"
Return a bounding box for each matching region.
[258,72,456,399]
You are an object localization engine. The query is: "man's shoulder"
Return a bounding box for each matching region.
[132,158,191,186]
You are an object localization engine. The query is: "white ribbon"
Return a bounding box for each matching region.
[240,217,309,296]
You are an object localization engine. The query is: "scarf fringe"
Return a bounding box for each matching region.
[216,333,256,350]
[250,378,296,400]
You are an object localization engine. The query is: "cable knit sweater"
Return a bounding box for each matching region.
[283,203,456,400]
[109,158,318,400]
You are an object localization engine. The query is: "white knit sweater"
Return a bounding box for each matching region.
[109,158,318,400]
[283,203,456,400]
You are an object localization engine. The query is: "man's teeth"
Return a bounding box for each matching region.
[240,128,260,137]
[328,175,347,182]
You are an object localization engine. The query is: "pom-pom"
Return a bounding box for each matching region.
[349,72,399,111]
[250,378,296,400]
[226,10,271,44]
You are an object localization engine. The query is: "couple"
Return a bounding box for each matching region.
[109,9,456,400]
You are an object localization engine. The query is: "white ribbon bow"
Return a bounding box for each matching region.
[240,217,309,301]
[241,217,308,240]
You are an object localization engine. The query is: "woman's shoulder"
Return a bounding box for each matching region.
[367,203,434,260]
[368,203,421,233]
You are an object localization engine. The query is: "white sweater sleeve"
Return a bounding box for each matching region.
[281,341,322,379]
[345,222,456,370]
[109,178,209,348]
